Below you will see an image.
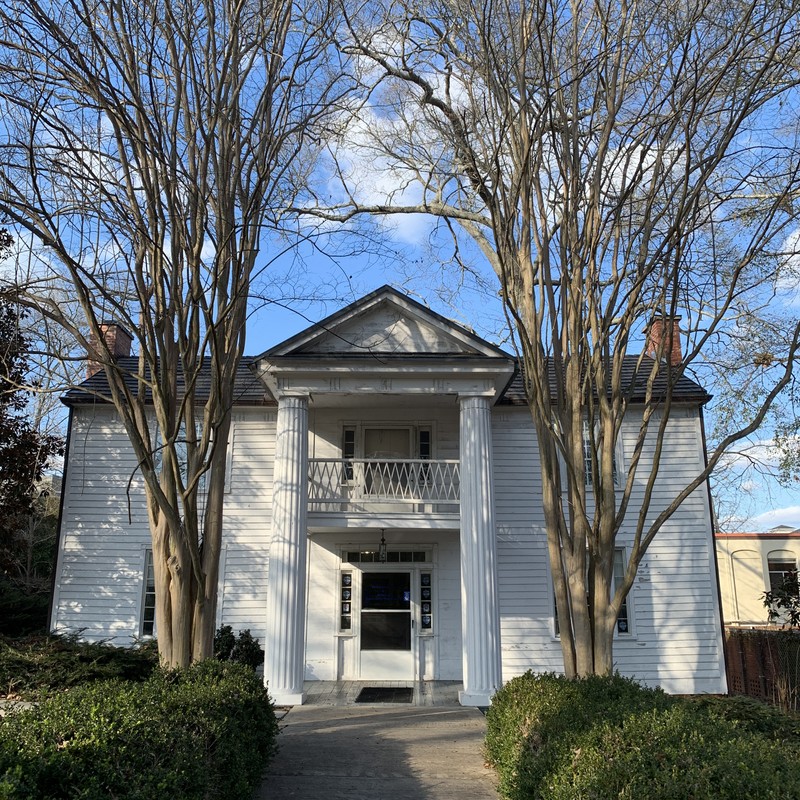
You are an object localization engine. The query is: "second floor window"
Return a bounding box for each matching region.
[583,421,619,487]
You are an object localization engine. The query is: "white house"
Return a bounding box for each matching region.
[50,286,727,704]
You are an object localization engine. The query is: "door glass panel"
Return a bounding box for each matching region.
[361,612,411,650]
[361,572,411,652]
[362,572,410,610]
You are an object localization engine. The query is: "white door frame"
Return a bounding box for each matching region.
[337,555,435,681]
[358,567,416,680]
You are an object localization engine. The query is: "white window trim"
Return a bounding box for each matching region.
[551,546,634,639]
[140,548,156,639]
[582,419,623,488]
[339,421,438,461]
[766,550,797,593]
[152,419,232,494]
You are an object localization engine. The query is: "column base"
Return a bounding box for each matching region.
[269,690,306,706]
[459,689,495,707]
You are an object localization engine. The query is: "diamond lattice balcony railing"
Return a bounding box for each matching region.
[308,458,460,511]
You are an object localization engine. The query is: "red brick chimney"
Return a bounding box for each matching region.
[645,316,682,366]
[87,322,133,379]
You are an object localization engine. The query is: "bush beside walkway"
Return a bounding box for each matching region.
[486,672,800,800]
[0,660,278,800]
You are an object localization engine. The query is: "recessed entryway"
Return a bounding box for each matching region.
[337,547,437,682]
[360,571,414,678]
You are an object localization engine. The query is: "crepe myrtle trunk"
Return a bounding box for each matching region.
[533,386,622,677]
[191,415,232,663]
[144,414,234,668]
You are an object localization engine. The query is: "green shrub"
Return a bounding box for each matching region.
[545,704,800,800]
[214,625,264,670]
[486,672,800,800]
[687,693,800,740]
[485,672,673,799]
[0,634,158,698]
[0,660,278,799]
[213,624,237,661]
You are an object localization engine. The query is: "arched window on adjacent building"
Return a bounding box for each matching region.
[767,550,797,593]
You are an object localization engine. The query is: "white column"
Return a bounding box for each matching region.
[458,394,502,706]
[265,394,309,705]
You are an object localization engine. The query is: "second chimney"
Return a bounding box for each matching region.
[645,316,682,366]
[87,322,133,379]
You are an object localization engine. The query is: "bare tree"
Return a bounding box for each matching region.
[0,0,343,666]
[310,0,800,676]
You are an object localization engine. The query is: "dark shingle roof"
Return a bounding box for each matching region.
[63,356,274,407]
[64,354,708,407]
[498,356,711,405]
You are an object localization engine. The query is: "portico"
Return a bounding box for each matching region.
[258,286,514,706]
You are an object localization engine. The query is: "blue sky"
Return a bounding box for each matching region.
[244,226,799,534]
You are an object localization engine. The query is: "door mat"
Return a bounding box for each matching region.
[355,687,414,704]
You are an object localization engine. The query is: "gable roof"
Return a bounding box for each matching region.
[63,287,710,407]
[262,285,512,360]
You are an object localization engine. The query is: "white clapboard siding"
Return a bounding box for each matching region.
[52,407,151,643]
[53,407,277,646]
[213,411,276,642]
[54,386,724,694]
[491,406,725,694]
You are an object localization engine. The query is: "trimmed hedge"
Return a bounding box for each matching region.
[486,672,800,800]
[546,703,799,800]
[0,660,278,799]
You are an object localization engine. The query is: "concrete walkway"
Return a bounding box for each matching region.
[256,704,498,800]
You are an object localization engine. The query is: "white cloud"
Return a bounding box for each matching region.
[716,437,786,473]
[771,226,800,307]
[751,505,800,532]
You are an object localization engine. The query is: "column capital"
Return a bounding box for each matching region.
[276,393,309,406]
[458,393,493,407]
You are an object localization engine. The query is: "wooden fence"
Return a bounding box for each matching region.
[724,626,800,712]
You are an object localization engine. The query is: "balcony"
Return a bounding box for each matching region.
[308,458,460,514]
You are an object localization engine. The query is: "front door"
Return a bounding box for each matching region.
[359,571,415,679]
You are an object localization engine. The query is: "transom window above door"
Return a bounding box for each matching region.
[345,549,430,563]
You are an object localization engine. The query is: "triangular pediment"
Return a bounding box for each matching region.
[266,286,510,359]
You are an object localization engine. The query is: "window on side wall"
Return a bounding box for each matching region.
[613,548,630,634]
[141,549,156,637]
[153,420,231,493]
[582,420,619,487]
[553,547,631,636]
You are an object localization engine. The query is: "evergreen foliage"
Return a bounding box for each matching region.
[486,672,800,800]
[0,660,278,799]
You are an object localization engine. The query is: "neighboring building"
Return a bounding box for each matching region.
[50,286,727,704]
[716,527,800,625]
